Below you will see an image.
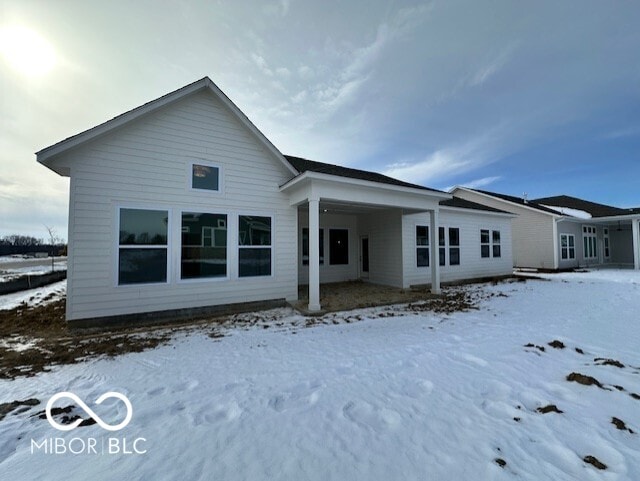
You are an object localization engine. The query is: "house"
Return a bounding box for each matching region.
[451,188,640,271]
[37,77,514,326]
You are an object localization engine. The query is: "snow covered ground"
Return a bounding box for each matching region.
[0,270,639,480]
[0,280,66,310]
[0,256,67,283]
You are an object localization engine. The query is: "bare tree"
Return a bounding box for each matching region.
[44,225,57,272]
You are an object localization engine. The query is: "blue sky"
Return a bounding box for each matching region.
[1,0,639,239]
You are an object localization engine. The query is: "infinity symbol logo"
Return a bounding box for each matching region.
[46,392,133,432]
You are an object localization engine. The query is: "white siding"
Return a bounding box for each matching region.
[402,210,513,287]
[452,190,556,269]
[358,210,404,288]
[60,90,297,321]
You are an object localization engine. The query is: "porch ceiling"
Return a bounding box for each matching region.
[298,200,424,215]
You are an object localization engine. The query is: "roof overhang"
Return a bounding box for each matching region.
[451,186,562,218]
[439,204,517,218]
[36,77,298,177]
[281,171,451,211]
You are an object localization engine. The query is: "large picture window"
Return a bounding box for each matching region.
[239,215,272,277]
[329,229,349,265]
[191,163,220,191]
[302,228,324,266]
[181,212,227,279]
[118,208,168,285]
[416,225,429,267]
[560,234,576,260]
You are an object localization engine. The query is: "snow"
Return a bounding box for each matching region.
[0,280,66,310]
[540,204,593,219]
[0,257,67,282]
[1,270,639,480]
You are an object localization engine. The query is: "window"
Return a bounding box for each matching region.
[603,228,610,259]
[329,229,349,265]
[583,226,597,259]
[191,163,220,191]
[302,228,324,265]
[492,230,501,258]
[560,234,576,260]
[439,227,446,266]
[416,225,429,267]
[118,208,168,285]
[239,215,272,277]
[481,229,501,259]
[449,228,460,266]
[181,212,227,279]
[480,229,490,258]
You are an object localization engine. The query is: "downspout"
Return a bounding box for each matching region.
[552,217,560,270]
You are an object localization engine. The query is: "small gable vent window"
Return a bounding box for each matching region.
[191,163,220,191]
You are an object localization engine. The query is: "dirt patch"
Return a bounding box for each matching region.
[524,343,545,352]
[583,455,607,470]
[537,404,563,414]
[575,347,584,354]
[407,289,480,314]
[566,372,604,388]
[31,405,96,427]
[494,458,507,468]
[611,417,634,433]
[0,398,40,421]
[548,340,565,349]
[631,393,640,400]
[0,299,172,380]
[594,358,625,368]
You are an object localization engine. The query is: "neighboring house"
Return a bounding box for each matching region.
[451,188,640,271]
[37,77,513,326]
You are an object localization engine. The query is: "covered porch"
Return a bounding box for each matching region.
[281,170,450,312]
[556,216,640,270]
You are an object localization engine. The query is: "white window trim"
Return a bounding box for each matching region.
[437,226,461,267]
[480,228,501,259]
[560,233,576,260]
[114,205,172,288]
[416,224,430,268]
[603,228,611,259]
[188,160,224,194]
[178,210,230,284]
[238,213,275,279]
[582,225,598,260]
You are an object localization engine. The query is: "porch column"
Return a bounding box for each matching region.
[308,198,322,311]
[430,209,441,294]
[633,219,640,270]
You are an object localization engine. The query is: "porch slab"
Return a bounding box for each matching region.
[294,280,439,314]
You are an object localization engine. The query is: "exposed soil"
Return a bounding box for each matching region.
[594,357,625,368]
[583,455,607,470]
[0,398,40,421]
[537,404,563,414]
[566,372,604,389]
[494,458,507,468]
[524,343,545,352]
[548,340,565,349]
[0,299,172,380]
[575,347,584,354]
[611,417,634,433]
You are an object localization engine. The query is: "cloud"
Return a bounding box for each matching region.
[601,125,640,140]
[444,176,502,192]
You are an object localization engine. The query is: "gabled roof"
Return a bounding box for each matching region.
[629,207,640,214]
[285,155,444,193]
[440,197,511,215]
[531,195,630,218]
[37,77,298,176]
[454,187,562,216]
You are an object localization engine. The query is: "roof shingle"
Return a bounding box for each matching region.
[284,155,444,193]
[531,195,630,218]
